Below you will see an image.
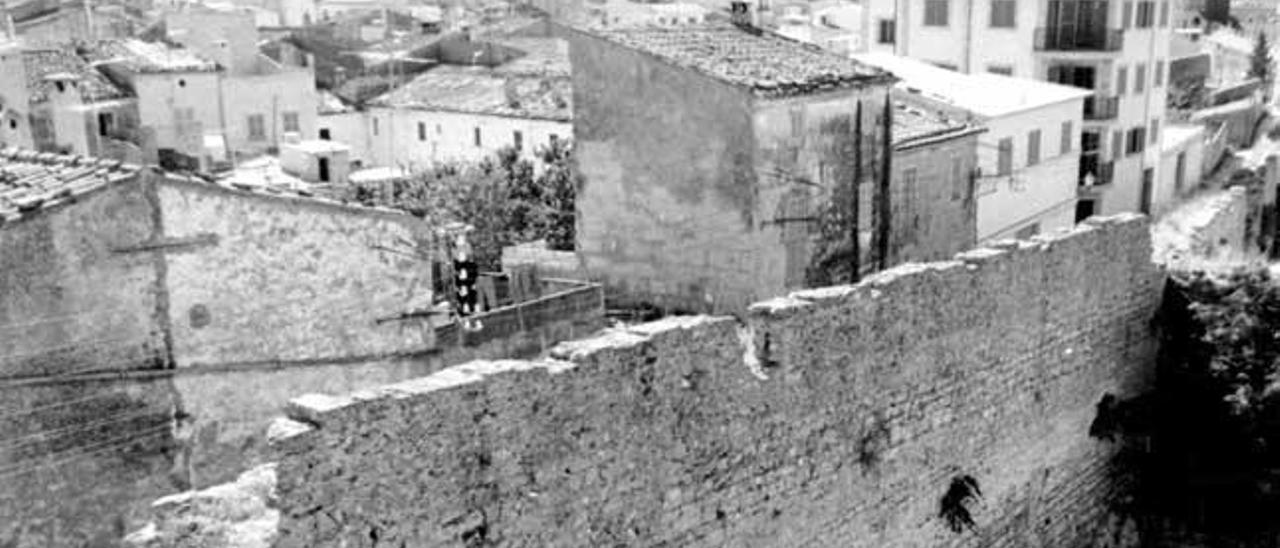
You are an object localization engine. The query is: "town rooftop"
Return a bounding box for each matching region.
[0,147,137,224]
[84,39,219,73]
[569,22,894,98]
[22,48,131,104]
[370,66,572,121]
[853,52,1092,118]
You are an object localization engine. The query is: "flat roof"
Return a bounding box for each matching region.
[852,52,1092,118]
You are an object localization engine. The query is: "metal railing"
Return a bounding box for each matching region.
[1034,27,1123,51]
[1083,95,1119,120]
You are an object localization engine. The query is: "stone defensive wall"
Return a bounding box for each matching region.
[258,214,1163,547]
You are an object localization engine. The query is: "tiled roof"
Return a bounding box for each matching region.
[22,49,131,104]
[82,39,219,73]
[575,22,893,97]
[0,147,138,224]
[371,66,572,121]
[892,102,983,149]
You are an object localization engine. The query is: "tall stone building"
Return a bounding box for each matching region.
[562,14,977,313]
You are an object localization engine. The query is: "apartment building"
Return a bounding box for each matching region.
[860,0,1173,218]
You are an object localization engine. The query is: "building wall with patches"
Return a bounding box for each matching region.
[889,133,980,264]
[155,178,437,367]
[567,27,893,313]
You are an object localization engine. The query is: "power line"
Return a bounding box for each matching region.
[0,407,164,450]
[0,423,172,481]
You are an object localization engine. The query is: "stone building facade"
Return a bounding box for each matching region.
[563,20,912,313]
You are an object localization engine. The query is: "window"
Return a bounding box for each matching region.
[283,111,299,133]
[950,155,965,200]
[1061,121,1073,154]
[319,128,331,140]
[247,114,265,140]
[1135,63,1146,93]
[1154,60,1165,86]
[418,122,426,141]
[997,137,1013,176]
[1126,126,1147,154]
[1112,129,1124,159]
[1150,118,1160,145]
[436,124,442,135]
[1116,65,1128,95]
[1160,0,1169,25]
[1027,129,1041,166]
[988,64,1014,75]
[990,0,1015,27]
[97,112,113,137]
[924,0,948,26]
[474,126,482,147]
[1137,0,1155,27]
[878,18,896,43]
[372,117,379,136]
[1123,1,1133,28]
[513,130,523,151]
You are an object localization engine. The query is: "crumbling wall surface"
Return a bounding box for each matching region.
[157,180,437,367]
[268,214,1163,548]
[124,464,279,548]
[1152,185,1252,267]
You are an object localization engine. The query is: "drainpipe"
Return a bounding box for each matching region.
[963,0,975,72]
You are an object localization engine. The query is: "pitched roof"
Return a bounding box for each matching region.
[0,147,138,224]
[892,102,984,150]
[22,48,131,104]
[82,39,219,73]
[491,37,570,77]
[370,66,572,121]
[572,22,893,97]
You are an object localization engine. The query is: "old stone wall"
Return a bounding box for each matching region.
[157,179,437,367]
[1152,185,1252,267]
[0,176,167,379]
[890,134,979,264]
[268,213,1162,548]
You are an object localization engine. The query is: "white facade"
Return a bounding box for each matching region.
[318,111,371,165]
[133,71,223,159]
[220,67,319,158]
[859,0,1173,219]
[366,107,571,172]
[1155,123,1204,217]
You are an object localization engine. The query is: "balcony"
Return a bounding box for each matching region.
[1083,95,1119,120]
[1034,27,1123,52]
[1079,155,1113,187]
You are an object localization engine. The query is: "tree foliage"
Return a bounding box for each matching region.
[1250,32,1274,83]
[344,140,580,270]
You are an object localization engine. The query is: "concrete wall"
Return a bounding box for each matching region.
[0,177,167,379]
[889,133,979,263]
[269,213,1163,548]
[156,179,436,367]
[1155,125,1206,218]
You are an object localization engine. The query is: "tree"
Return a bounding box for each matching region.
[1249,31,1273,84]
[343,142,581,270]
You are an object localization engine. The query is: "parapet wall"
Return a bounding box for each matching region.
[269,214,1163,547]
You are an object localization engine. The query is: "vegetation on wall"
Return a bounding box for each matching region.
[344,140,579,270]
[1249,32,1274,86]
[1134,267,1280,543]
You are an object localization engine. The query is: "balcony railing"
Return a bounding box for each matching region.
[1079,155,1114,187]
[1034,27,1123,52]
[1083,95,1119,120]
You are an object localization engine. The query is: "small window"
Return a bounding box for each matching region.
[988,65,1014,76]
[878,18,896,43]
[474,127,482,147]
[1112,129,1124,159]
[319,128,331,140]
[418,121,426,141]
[1061,121,1073,154]
[1138,0,1155,27]
[1027,129,1041,166]
[283,111,300,133]
[1116,65,1128,95]
[1150,118,1160,145]
[513,130,523,151]
[1160,0,1169,25]
[1122,1,1133,28]
[990,0,1015,27]
[1135,63,1146,93]
[1126,126,1147,155]
[8,119,16,130]
[997,137,1013,176]
[97,112,114,137]
[372,117,379,136]
[178,79,186,87]
[247,114,265,140]
[924,0,948,26]
[1154,60,1165,86]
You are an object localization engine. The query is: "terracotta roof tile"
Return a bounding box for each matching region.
[22,48,131,104]
[577,22,893,97]
[0,146,140,223]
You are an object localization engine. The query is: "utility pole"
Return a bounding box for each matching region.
[851,99,862,284]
